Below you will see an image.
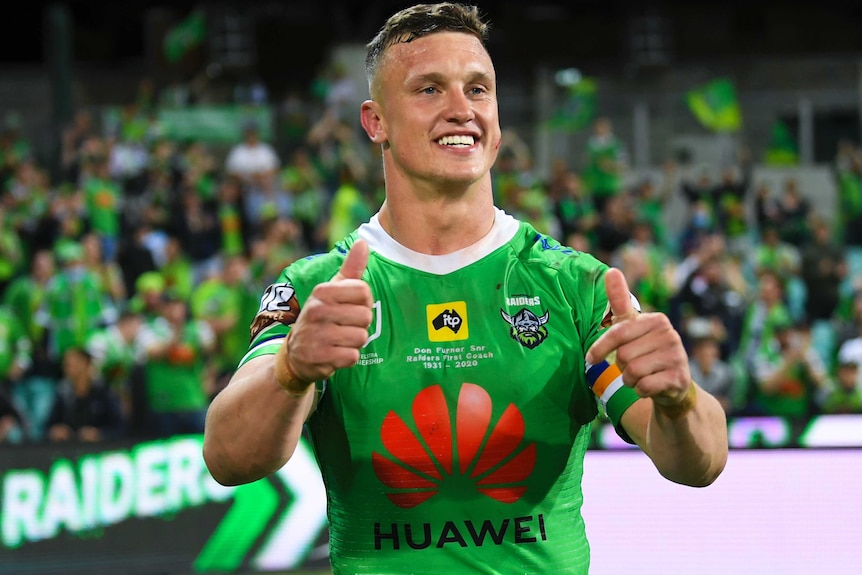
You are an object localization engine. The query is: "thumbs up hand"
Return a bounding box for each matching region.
[276,240,374,394]
[586,268,691,408]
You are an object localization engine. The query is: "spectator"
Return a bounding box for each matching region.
[3,250,57,439]
[492,129,532,211]
[775,176,812,247]
[821,357,862,414]
[754,180,780,232]
[752,224,800,281]
[593,194,631,264]
[680,165,715,212]
[85,309,144,416]
[159,234,194,301]
[244,170,293,228]
[216,175,252,258]
[739,268,791,351]
[552,170,598,247]
[629,172,674,251]
[225,120,281,187]
[711,159,752,255]
[800,215,845,322]
[615,219,674,313]
[677,196,715,257]
[688,335,736,414]
[44,347,126,442]
[137,290,215,437]
[169,185,222,286]
[249,215,303,286]
[281,146,327,252]
[116,223,159,298]
[81,148,122,262]
[749,316,829,418]
[326,164,373,249]
[82,231,127,304]
[128,270,166,322]
[191,254,259,398]
[583,116,626,214]
[672,235,747,358]
[36,241,117,365]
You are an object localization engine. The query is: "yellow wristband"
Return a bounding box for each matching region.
[274,332,315,398]
[655,383,698,419]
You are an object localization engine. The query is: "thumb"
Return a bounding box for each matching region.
[333,239,369,282]
[604,267,636,322]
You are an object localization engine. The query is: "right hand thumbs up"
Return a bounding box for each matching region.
[279,240,374,391]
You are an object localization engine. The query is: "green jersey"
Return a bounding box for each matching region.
[138,317,215,412]
[85,325,140,390]
[240,211,639,575]
[83,176,121,237]
[37,267,117,360]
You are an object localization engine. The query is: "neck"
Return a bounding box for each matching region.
[377,176,497,255]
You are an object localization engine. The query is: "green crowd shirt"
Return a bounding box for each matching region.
[139,317,215,412]
[239,210,640,575]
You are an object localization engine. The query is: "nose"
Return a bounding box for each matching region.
[445,89,474,123]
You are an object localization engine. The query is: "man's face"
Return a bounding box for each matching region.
[363,31,502,192]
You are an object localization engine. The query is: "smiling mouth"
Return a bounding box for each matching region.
[437,134,476,147]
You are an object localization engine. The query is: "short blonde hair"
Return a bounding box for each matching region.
[365,3,489,96]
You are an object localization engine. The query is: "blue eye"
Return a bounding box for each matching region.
[422,86,438,94]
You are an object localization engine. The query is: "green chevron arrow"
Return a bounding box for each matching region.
[193,439,327,572]
[193,474,280,572]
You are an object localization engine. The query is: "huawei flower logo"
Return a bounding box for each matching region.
[372,383,536,509]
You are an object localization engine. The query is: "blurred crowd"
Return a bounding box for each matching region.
[1,76,862,446]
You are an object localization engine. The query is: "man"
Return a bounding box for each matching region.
[582,116,626,215]
[224,119,281,187]
[203,4,728,574]
[138,290,216,437]
[44,347,126,442]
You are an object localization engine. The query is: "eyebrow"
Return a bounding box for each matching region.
[406,70,495,88]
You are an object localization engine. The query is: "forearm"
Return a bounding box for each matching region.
[203,354,314,486]
[646,384,728,487]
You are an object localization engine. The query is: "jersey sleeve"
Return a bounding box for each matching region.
[236,247,349,369]
[236,276,300,369]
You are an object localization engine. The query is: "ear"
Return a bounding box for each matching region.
[360,100,387,145]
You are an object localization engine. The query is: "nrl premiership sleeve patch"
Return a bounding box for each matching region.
[249,282,301,341]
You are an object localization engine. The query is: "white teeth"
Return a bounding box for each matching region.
[437,135,475,146]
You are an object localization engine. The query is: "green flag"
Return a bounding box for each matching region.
[545,78,597,133]
[164,11,206,64]
[764,120,798,166]
[686,78,742,133]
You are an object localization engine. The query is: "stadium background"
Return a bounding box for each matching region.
[2,1,862,574]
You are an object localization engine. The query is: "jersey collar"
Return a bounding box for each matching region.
[357,208,520,275]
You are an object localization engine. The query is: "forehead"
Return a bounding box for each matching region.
[381,31,495,82]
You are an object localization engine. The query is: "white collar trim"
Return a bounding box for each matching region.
[357,208,519,275]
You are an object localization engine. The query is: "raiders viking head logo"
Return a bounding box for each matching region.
[500,308,550,349]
